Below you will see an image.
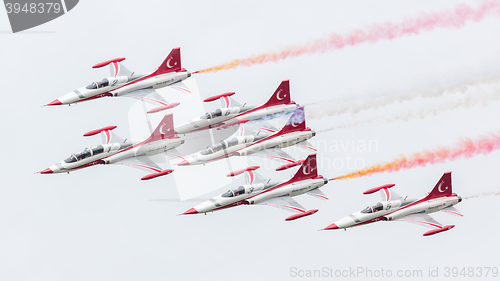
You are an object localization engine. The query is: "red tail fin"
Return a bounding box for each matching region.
[425,172,452,200]
[156,48,181,74]
[150,113,176,141]
[290,154,318,182]
[263,80,291,107]
[279,106,306,134]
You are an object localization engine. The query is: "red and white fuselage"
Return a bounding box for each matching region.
[46,48,190,106]
[178,106,314,166]
[183,154,328,222]
[324,172,463,236]
[175,80,297,134]
[40,114,183,179]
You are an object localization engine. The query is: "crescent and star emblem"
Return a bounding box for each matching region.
[159,124,170,134]
[437,181,448,192]
[303,165,313,175]
[166,57,177,68]
[291,120,299,127]
[276,89,285,100]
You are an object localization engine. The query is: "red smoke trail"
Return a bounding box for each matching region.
[332,132,500,180]
[196,1,500,73]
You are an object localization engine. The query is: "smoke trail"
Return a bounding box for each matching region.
[317,78,500,132]
[332,132,500,180]
[464,190,500,199]
[196,1,500,73]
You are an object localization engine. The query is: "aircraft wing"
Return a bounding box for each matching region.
[250,148,296,166]
[127,89,180,114]
[395,212,456,236]
[258,196,319,221]
[306,188,329,200]
[169,81,191,94]
[441,206,464,217]
[117,155,174,180]
[295,140,317,152]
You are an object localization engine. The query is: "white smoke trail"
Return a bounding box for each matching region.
[464,190,500,199]
[306,71,500,121]
[316,78,500,132]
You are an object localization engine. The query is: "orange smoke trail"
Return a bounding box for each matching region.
[332,132,500,180]
[197,1,500,73]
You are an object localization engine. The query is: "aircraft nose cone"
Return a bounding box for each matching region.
[178,160,190,166]
[40,168,53,174]
[45,99,62,106]
[324,223,339,230]
[181,208,198,215]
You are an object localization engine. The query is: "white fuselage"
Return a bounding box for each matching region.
[46,143,126,173]
[175,103,297,135]
[332,195,461,229]
[57,70,190,105]
[110,71,190,97]
[103,137,184,164]
[180,129,314,166]
[191,177,327,214]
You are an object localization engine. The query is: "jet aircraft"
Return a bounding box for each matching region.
[323,172,462,236]
[46,48,190,114]
[181,153,329,221]
[176,106,316,166]
[174,80,297,134]
[39,114,183,180]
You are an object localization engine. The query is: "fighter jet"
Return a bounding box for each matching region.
[176,106,316,166]
[39,114,183,180]
[181,153,329,221]
[323,172,463,236]
[174,80,297,134]
[45,48,190,113]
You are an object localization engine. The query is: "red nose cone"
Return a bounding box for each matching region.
[46,99,62,106]
[40,168,53,174]
[178,160,190,166]
[324,223,339,230]
[182,208,198,215]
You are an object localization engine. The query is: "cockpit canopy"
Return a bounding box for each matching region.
[200,138,241,155]
[201,108,223,119]
[64,145,105,163]
[222,186,246,197]
[86,78,110,90]
[360,202,384,214]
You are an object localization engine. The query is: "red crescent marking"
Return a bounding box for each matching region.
[223,96,230,108]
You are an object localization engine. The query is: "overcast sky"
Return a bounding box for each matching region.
[1,0,500,280]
